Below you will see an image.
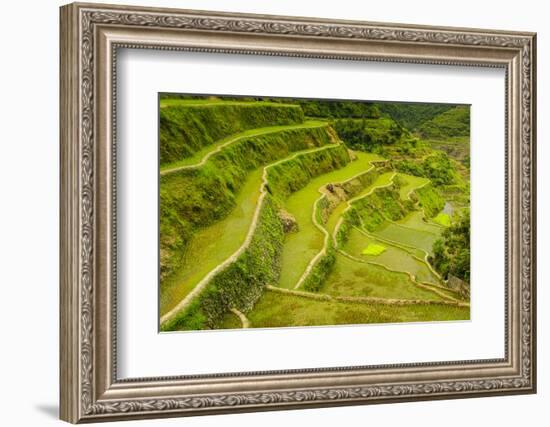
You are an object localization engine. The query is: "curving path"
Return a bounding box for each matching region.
[293,169,395,290]
[160,121,328,175]
[160,143,341,325]
[319,170,460,303]
[276,152,382,289]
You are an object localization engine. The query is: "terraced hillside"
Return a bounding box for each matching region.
[159,95,470,331]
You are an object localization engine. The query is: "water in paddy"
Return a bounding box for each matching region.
[343,227,440,284]
[395,211,443,234]
[372,220,440,255]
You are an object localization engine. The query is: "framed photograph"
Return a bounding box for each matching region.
[60,2,537,423]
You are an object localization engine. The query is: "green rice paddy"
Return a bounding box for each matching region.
[345,228,439,284]
[223,289,469,329]
[277,151,380,289]
[159,96,470,330]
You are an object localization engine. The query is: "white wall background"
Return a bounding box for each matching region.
[0,0,545,425]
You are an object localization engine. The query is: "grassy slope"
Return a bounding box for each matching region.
[277,151,380,289]
[161,121,327,172]
[324,171,396,236]
[230,289,469,329]
[160,124,334,283]
[159,100,304,165]
[323,254,441,300]
[425,136,470,165]
[160,167,263,315]
[159,99,470,330]
[397,173,430,200]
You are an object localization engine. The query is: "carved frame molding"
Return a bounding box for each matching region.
[60,2,536,423]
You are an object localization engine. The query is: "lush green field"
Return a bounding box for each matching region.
[222,289,469,329]
[324,171,396,236]
[323,253,442,300]
[343,228,439,284]
[160,120,328,172]
[372,222,440,255]
[159,95,471,331]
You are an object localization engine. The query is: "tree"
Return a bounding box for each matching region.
[431,209,470,283]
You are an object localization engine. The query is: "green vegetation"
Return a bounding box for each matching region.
[161,143,349,315]
[289,99,381,119]
[417,106,470,139]
[333,118,406,151]
[160,124,335,284]
[161,121,328,172]
[277,151,379,289]
[323,253,441,300]
[235,289,469,329]
[346,229,438,284]
[394,151,458,186]
[375,102,456,131]
[159,101,304,165]
[362,243,386,256]
[431,210,471,283]
[161,196,284,331]
[396,211,442,234]
[373,222,440,255]
[425,136,470,166]
[159,95,470,331]
[413,183,446,218]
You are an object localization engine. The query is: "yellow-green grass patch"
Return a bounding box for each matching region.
[324,171,396,236]
[160,168,264,315]
[433,212,451,227]
[361,243,386,256]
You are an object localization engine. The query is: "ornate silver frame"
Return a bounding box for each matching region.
[60,2,537,423]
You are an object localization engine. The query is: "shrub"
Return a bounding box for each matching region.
[431,209,470,283]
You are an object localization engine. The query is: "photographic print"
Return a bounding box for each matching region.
[159,94,471,332]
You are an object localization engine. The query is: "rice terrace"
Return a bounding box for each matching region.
[158,94,471,332]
